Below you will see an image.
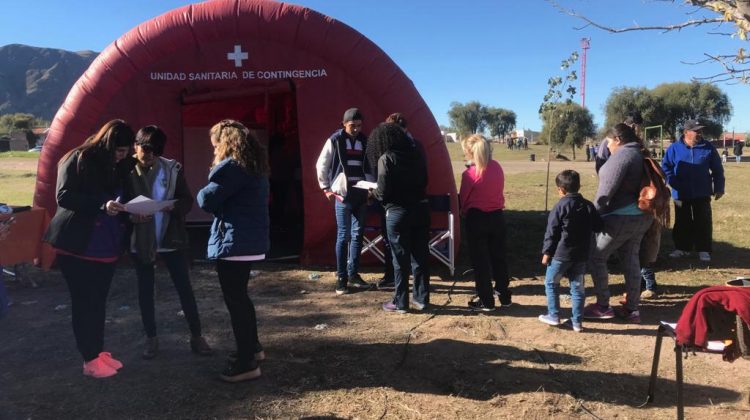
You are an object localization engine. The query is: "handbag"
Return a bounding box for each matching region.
[330,139,348,197]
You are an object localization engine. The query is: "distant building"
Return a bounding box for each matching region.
[442,131,458,143]
[0,133,29,151]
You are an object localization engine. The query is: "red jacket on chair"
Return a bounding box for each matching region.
[676,286,750,348]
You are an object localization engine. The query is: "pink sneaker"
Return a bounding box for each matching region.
[83,356,118,378]
[98,352,123,370]
[583,303,615,320]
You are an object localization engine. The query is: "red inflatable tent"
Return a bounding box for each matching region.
[34,0,458,265]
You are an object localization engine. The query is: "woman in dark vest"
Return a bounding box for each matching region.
[197,119,269,382]
[44,119,134,378]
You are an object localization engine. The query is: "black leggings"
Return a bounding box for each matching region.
[216,259,262,365]
[133,250,202,338]
[465,209,510,307]
[57,254,116,362]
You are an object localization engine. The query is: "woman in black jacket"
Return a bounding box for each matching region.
[44,119,134,378]
[368,123,430,313]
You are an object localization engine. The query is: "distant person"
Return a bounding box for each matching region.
[43,120,134,378]
[584,123,653,324]
[721,148,729,163]
[315,108,373,294]
[197,119,269,383]
[368,123,430,313]
[459,134,512,310]
[523,137,528,150]
[662,119,724,262]
[124,125,212,360]
[539,170,601,332]
[585,143,591,162]
[734,140,744,163]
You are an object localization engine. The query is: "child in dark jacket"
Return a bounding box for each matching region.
[539,170,602,332]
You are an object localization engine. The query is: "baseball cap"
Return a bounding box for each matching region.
[683,119,705,132]
[342,108,363,123]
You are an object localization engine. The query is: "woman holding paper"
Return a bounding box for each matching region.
[124,125,212,360]
[44,119,134,378]
[197,119,269,383]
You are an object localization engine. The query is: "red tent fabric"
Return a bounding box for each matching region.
[33,0,458,265]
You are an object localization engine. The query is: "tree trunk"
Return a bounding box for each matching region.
[572,145,576,160]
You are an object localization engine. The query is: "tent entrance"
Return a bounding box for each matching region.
[181,84,303,260]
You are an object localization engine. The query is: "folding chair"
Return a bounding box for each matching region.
[427,194,455,276]
[646,314,750,420]
[360,202,386,263]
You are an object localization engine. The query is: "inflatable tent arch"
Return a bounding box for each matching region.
[34,0,458,265]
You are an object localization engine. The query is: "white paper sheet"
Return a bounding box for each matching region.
[353,180,378,190]
[124,195,177,216]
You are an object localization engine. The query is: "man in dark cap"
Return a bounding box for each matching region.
[315,108,373,295]
[662,119,725,263]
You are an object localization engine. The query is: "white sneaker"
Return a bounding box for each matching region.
[698,252,711,262]
[669,250,690,258]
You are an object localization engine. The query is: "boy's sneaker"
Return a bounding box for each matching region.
[614,306,641,324]
[410,299,427,311]
[219,360,261,383]
[98,352,123,370]
[537,314,560,326]
[377,277,395,290]
[348,274,371,289]
[468,300,495,312]
[583,303,615,320]
[669,249,690,258]
[83,356,118,378]
[698,252,711,262]
[640,289,658,300]
[382,301,407,314]
[335,278,349,295]
[562,319,583,332]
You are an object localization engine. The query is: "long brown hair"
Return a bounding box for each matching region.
[210,119,269,176]
[60,119,135,188]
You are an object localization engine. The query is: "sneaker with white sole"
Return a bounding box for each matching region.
[614,306,641,324]
[583,303,615,320]
[538,314,560,326]
[669,249,690,258]
[698,252,711,262]
[83,356,118,378]
[561,319,583,332]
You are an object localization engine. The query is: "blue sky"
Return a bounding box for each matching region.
[1,0,748,133]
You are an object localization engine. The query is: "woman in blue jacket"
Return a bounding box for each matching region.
[661,120,724,262]
[197,119,269,383]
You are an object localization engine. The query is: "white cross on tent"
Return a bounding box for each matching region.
[227,45,248,67]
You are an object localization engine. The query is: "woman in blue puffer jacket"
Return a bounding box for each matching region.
[197,119,269,383]
[661,119,724,262]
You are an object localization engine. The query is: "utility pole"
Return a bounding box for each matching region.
[580,38,590,108]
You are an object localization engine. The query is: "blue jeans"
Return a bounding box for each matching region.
[334,200,367,280]
[641,266,656,291]
[385,204,430,309]
[0,268,8,320]
[544,259,586,324]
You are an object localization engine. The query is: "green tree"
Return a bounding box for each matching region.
[602,82,732,139]
[447,101,487,138]
[540,102,595,160]
[485,107,517,139]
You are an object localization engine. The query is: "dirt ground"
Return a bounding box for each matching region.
[1,261,749,420]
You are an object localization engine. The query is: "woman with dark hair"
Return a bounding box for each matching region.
[368,122,430,313]
[44,119,135,378]
[197,119,269,382]
[125,125,212,359]
[584,123,653,324]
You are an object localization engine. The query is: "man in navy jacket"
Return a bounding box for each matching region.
[662,119,725,262]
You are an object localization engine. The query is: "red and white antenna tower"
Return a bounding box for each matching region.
[580,37,590,108]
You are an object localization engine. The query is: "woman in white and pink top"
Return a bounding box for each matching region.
[459,134,511,311]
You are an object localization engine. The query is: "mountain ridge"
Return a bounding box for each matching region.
[0,43,98,120]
